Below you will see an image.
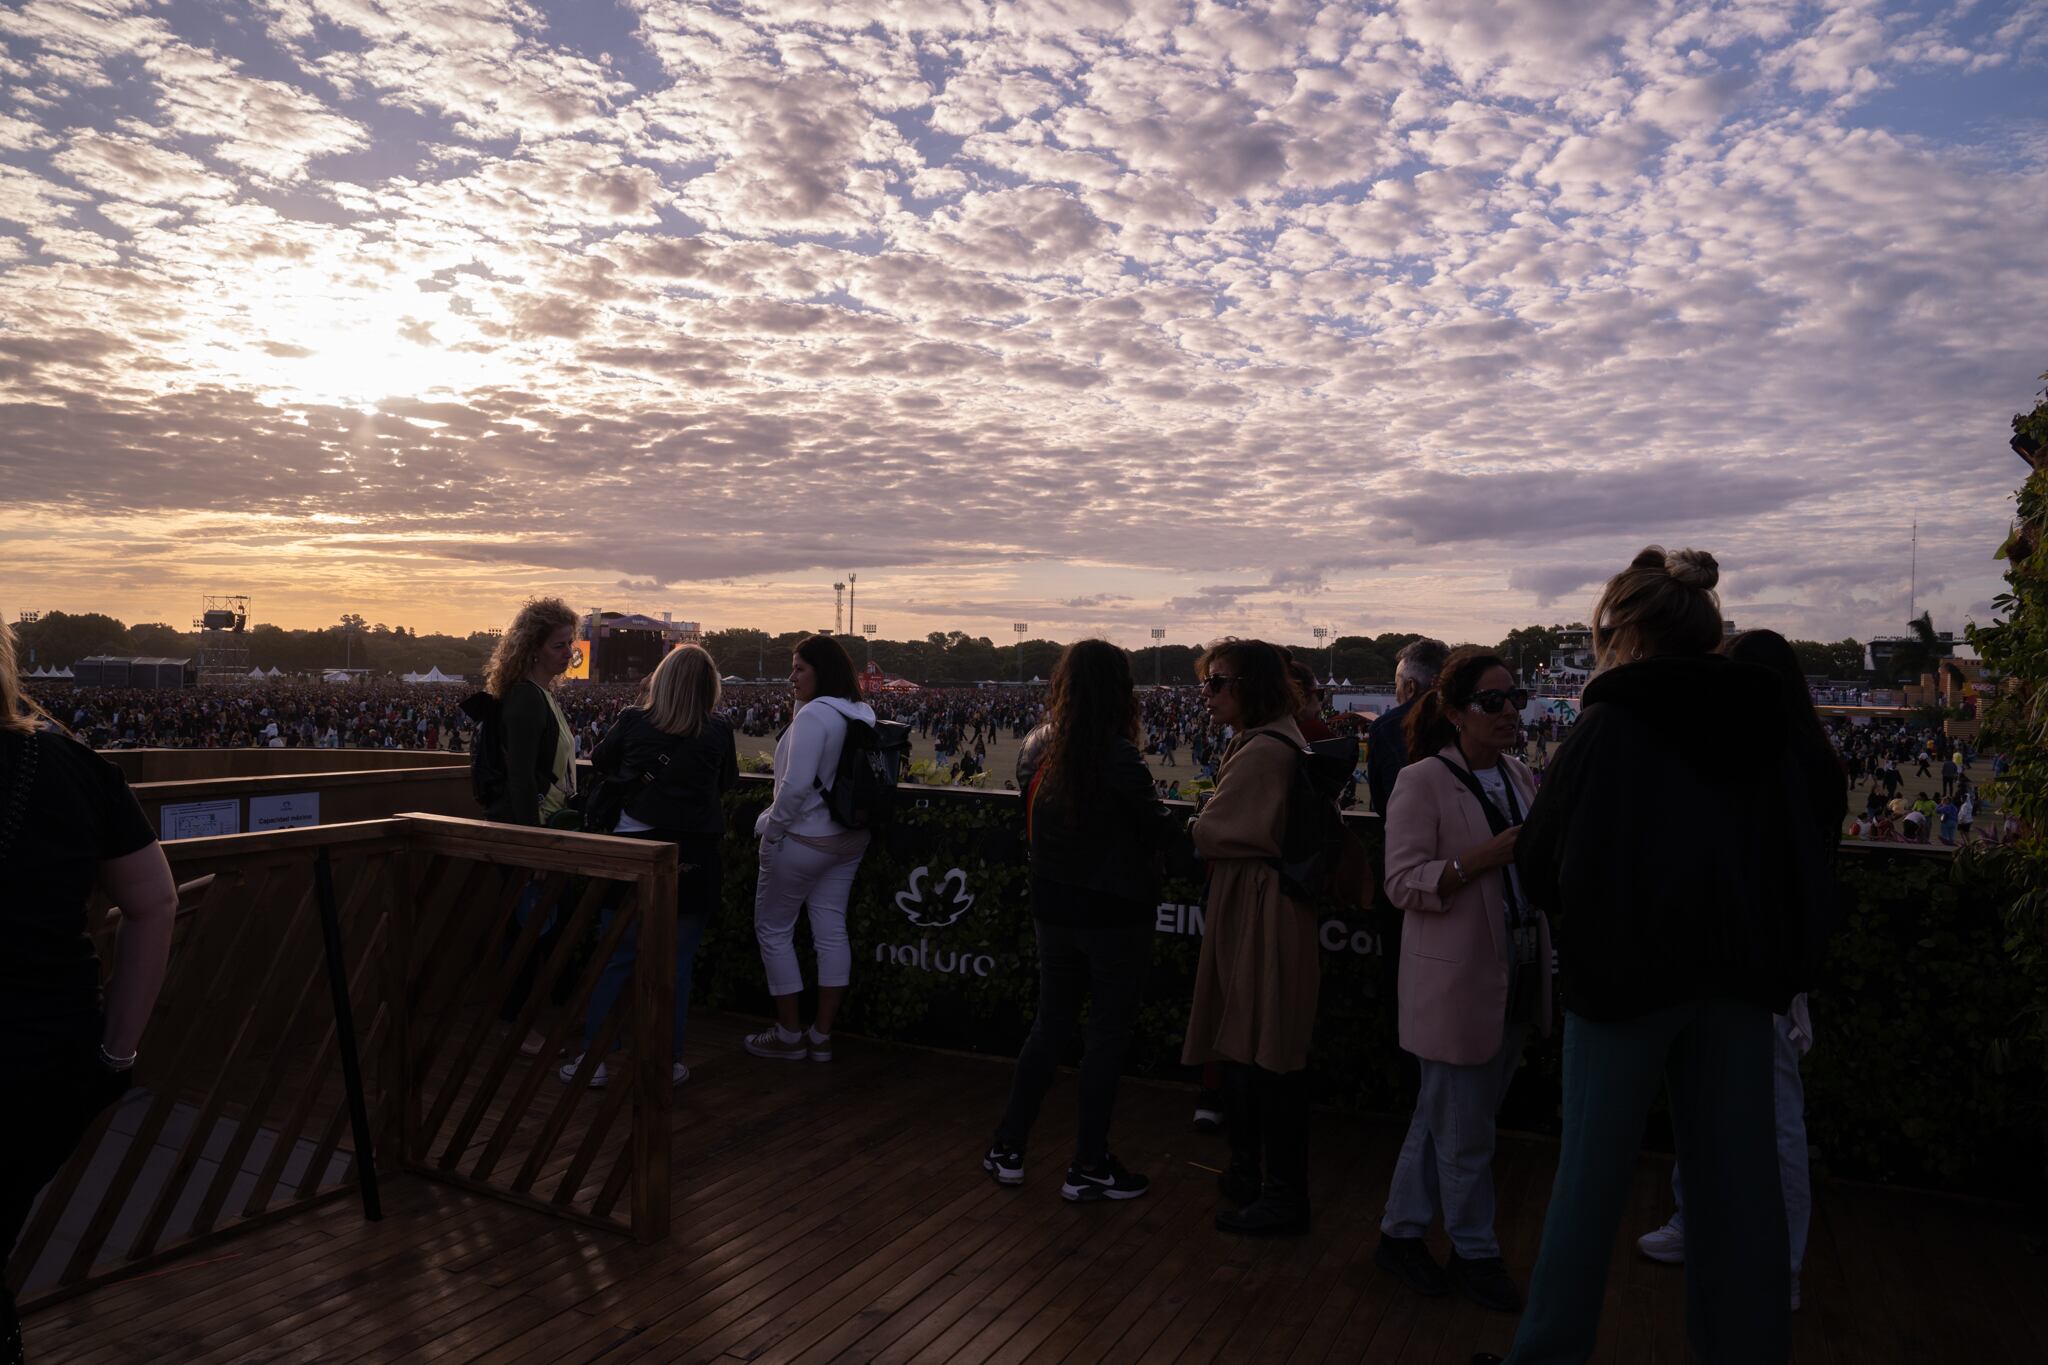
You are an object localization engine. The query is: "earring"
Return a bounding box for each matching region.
[1631,649,1643,661]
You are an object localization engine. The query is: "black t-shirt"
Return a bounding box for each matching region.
[1,728,157,1053]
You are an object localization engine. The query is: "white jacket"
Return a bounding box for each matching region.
[755,695,878,841]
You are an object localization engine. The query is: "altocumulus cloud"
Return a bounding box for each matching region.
[0,0,2042,644]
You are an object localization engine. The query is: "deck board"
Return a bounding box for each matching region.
[22,1010,2039,1365]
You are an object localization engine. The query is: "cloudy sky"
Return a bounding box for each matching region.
[1,0,2043,649]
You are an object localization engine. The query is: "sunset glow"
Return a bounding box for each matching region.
[1,0,2042,643]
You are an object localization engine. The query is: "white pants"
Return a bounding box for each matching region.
[753,835,867,997]
[1381,1025,1529,1259]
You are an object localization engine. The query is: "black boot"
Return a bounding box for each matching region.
[1215,1061,1261,1205]
[1216,1067,1310,1235]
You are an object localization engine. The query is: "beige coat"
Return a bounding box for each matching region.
[1181,717,1321,1074]
[1382,744,1554,1065]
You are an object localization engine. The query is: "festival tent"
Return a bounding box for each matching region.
[722,675,747,684]
[879,677,922,693]
[401,665,463,684]
[323,670,355,683]
[266,666,283,677]
[248,667,268,678]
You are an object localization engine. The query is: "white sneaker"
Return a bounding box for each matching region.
[558,1056,688,1087]
[1636,1222,1685,1264]
[560,1055,608,1088]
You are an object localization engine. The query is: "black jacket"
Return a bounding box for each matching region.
[1366,698,1415,816]
[1514,654,1843,1021]
[591,708,739,837]
[485,679,562,827]
[1015,725,1176,915]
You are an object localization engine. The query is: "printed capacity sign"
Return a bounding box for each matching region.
[249,792,319,831]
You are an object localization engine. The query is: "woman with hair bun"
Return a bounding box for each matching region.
[1489,549,1837,1365]
[1376,646,1548,1315]
[1181,638,1321,1236]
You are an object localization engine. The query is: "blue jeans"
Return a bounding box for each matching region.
[584,832,720,1061]
[1508,1001,1788,1365]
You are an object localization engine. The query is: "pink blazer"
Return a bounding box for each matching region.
[1383,744,1554,1065]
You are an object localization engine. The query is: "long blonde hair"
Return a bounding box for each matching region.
[486,597,579,698]
[0,620,52,736]
[1591,546,1723,663]
[642,644,719,737]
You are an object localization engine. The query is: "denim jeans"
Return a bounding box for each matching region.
[1666,1009,1811,1272]
[1381,1024,1528,1258]
[584,832,720,1061]
[1507,1001,1788,1365]
[995,913,1152,1167]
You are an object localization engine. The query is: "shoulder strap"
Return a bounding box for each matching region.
[1431,753,1521,836]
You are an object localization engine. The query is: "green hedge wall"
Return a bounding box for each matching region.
[690,778,2037,1197]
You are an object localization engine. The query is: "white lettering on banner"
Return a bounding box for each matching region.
[873,937,997,977]
[1156,901,1381,956]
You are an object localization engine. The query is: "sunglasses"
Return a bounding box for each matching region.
[1467,688,1530,714]
[1201,674,1236,693]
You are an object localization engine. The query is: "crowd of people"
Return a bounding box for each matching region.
[3,540,2003,1365]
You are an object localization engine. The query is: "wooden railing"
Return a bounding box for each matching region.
[7,814,676,1312]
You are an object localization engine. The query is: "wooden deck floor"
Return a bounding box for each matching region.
[25,1012,2044,1365]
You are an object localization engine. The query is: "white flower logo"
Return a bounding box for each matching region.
[894,865,976,928]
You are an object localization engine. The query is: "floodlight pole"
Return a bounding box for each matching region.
[1150,628,1165,687]
[1014,623,1029,684]
[863,622,876,668]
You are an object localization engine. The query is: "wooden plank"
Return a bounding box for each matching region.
[56,864,281,1285]
[628,858,675,1242]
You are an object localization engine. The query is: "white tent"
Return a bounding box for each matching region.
[323,669,354,683]
[401,665,463,684]
[50,666,72,679]
[266,665,283,677]
[248,667,268,678]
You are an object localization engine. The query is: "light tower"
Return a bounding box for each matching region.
[863,622,877,668]
[833,582,846,636]
[1313,626,1330,683]
[192,594,252,686]
[1150,627,1166,686]
[1014,623,1029,684]
[846,572,857,636]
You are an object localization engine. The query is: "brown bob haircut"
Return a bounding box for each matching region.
[1194,638,1302,728]
[794,634,862,702]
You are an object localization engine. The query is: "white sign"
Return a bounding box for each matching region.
[160,799,240,841]
[249,792,320,831]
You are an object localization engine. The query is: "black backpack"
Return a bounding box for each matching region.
[816,717,913,830]
[459,690,508,811]
[1258,732,1358,900]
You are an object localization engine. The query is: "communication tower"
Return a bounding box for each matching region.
[833,582,846,635]
[191,594,252,685]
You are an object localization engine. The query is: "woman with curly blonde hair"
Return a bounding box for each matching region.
[482,597,580,827]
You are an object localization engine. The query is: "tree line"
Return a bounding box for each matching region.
[14,611,1882,686]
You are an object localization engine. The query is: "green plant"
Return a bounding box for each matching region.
[1965,370,2048,1208]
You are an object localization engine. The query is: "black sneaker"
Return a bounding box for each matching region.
[1374,1233,1451,1296]
[1061,1154,1149,1202]
[1446,1253,1523,1313]
[982,1142,1024,1187]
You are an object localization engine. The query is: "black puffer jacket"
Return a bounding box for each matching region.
[590,708,738,837]
[1515,654,1842,1021]
[1016,725,1177,916]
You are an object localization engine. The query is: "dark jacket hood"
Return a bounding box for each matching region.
[1582,653,1787,780]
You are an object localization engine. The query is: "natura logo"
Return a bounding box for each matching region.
[894,865,975,928]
